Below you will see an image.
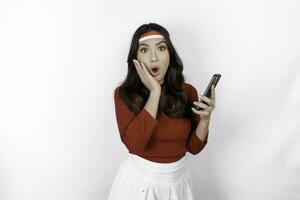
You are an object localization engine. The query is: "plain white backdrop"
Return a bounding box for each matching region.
[0,0,299,199]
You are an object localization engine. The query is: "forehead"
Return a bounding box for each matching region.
[138,38,167,46]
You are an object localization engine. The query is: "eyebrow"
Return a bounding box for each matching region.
[139,41,167,47]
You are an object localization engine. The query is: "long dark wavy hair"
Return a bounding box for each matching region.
[117,23,194,120]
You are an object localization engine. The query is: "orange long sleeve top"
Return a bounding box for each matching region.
[114,82,209,163]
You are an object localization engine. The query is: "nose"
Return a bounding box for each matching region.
[151,56,158,63]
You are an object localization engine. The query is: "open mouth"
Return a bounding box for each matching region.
[150,67,160,76]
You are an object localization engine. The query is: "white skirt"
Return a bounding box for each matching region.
[108,153,194,200]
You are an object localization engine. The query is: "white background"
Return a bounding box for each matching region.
[0,0,299,199]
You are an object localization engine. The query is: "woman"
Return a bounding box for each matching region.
[109,23,216,199]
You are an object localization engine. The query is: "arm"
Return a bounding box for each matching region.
[114,88,160,153]
[186,84,209,155]
[144,90,161,119]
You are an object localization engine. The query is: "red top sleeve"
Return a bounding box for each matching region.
[186,84,209,155]
[114,87,159,153]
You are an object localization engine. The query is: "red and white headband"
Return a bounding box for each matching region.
[138,31,165,42]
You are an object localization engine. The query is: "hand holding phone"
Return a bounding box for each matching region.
[194,74,221,111]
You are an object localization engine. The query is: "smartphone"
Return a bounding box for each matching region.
[194,74,221,111]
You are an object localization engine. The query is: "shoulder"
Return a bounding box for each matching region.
[114,86,120,94]
[114,86,122,101]
[183,82,198,99]
[113,86,134,104]
[184,82,196,91]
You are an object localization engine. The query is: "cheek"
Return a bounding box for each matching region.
[136,54,146,62]
[160,64,169,76]
[165,51,170,59]
[160,54,170,68]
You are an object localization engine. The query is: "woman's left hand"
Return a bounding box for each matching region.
[191,85,216,121]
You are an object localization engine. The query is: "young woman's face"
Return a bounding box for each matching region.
[137,38,170,85]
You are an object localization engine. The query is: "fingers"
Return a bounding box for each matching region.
[133,59,150,78]
[192,85,216,120]
[193,102,209,110]
[191,107,210,116]
[199,94,216,107]
[133,59,145,79]
[133,59,151,85]
[140,62,152,77]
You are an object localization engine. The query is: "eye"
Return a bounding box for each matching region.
[140,47,148,53]
[158,46,166,51]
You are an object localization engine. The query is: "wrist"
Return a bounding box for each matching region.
[150,90,161,96]
[201,118,210,124]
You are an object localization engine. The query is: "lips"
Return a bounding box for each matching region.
[150,66,160,76]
